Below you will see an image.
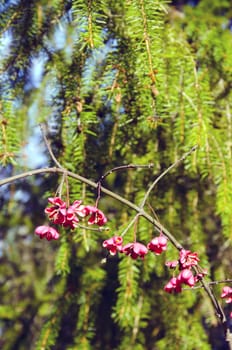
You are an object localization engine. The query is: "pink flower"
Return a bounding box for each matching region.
[45,197,67,225]
[63,215,79,229]
[164,277,182,294]
[45,198,90,229]
[85,205,107,226]
[147,234,167,255]
[165,260,179,269]
[67,200,82,217]
[177,269,195,287]
[103,236,123,255]
[64,200,83,229]
[72,200,89,218]
[122,242,148,259]
[179,249,199,269]
[194,269,207,283]
[221,286,232,303]
[35,225,60,241]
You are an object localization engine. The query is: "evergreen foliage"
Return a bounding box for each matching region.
[0,0,231,349]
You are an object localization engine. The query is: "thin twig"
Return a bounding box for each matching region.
[65,172,70,206]
[120,146,197,246]
[120,215,139,237]
[39,123,63,168]
[56,172,66,197]
[95,163,154,207]
[139,145,198,209]
[184,279,232,289]
[77,223,110,232]
[98,163,154,183]
[193,266,227,325]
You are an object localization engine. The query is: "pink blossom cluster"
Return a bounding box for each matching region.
[35,196,107,241]
[34,195,232,321]
[102,233,167,260]
[221,286,232,303]
[164,249,205,293]
[102,237,207,294]
[103,234,231,311]
[35,225,60,241]
[220,286,232,319]
[45,197,86,229]
[33,193,232,324]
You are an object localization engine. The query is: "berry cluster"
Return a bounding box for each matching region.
[35,196,231,306]
[221,286,232,303]
[103,236,207,293]
[103,233,167,260]
[221,286,232,318]
[164,249,205,293]
[35,196,107,241]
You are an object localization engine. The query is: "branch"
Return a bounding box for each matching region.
[185,279,232,289]
[0,166,182,249]
[0,161,230,336]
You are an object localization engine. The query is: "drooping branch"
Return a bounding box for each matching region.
[0,166,182,249]
[0,155,230,340]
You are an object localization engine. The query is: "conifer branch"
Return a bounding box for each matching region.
[1,0,231,348]
[140,0,156,84]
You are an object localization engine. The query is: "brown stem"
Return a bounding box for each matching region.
[201,278,232,349]
[40,123,63,168]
